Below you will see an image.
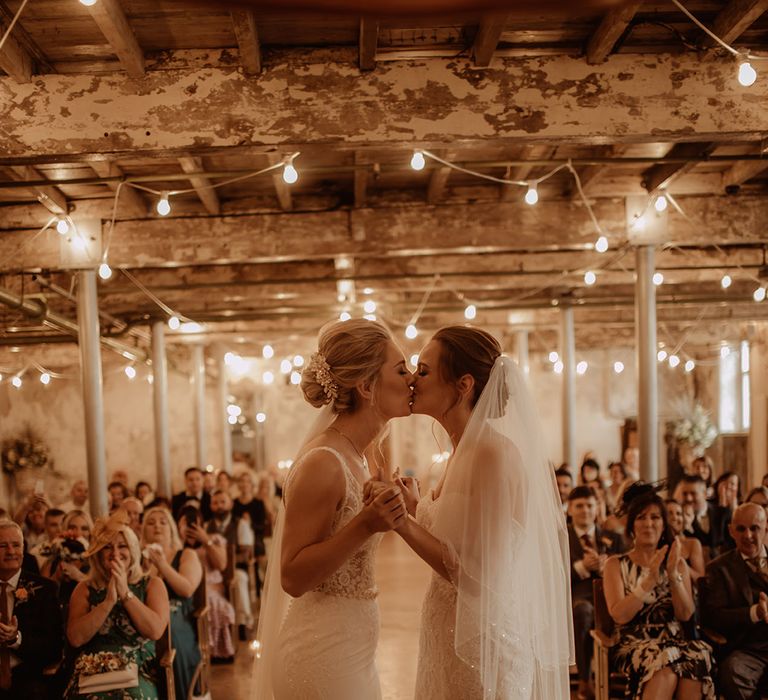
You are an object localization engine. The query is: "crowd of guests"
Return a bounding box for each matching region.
[559,451,768,700]
[0,465,275,698]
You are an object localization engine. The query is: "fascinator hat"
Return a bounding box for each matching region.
[85,510,144,586]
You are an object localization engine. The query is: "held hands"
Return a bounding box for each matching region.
[393,469,420,516]
[361,486,407,534]
[0,615,18,644]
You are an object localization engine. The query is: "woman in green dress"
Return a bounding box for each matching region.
[65,511,170,699]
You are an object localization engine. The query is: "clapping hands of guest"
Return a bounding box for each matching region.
[582,546,606,574]
[756,592,768,623]
[110,558,130,601]
[0,615,18,644]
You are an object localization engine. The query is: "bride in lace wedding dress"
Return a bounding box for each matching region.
[252,319,412,700]
[384,326,574,699]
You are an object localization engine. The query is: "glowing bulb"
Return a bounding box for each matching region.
[280,359,292,374]
[464,304,476,320]
[738,60,757,87]
[40,372,50,385]
[290,370,301,385]
[282,161,298,184]
[11,376,22,388]
[595,236,609,253]
[668,354,680,368]
[79,0,98,5]
[720,345,730,358]
[613,361,624,374]
[293,355,304,367]
[524,183,539,205]
[584,270,596,286]
[405,324,418,340]
[576,361,588,375]
[363,300,376,314]
[224,352,235,366]
[548,351,559,363]
[654,194,668,212]
[410,353,419,367]
[56,218,70,235]
[228,414,238,425]
[652,272,664,286]
[124,366,136,379]
[754,286,766,302]
[363,287,374,295]
[227,405,242,417]
[98,262,112,280]
[147,374,154,384]
[721,274,732,289]
[553,360,564,374]
[410,151,425,171]
[168,316,180,330]
[364,314,377,321]
[71,236,87,252]
[339,311,351,321]
[657,349,668,362]
[684,360,695,372]
[156,193,171,216]
[262,344,274,359]
[256,412,267,423]
[262,371,275,385]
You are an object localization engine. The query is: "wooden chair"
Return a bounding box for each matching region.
[189,575,210,700]
[590,579,628,700]
[156,622,176,700]
[224,541,240,652]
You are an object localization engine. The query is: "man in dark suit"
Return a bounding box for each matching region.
[0,519,62,698]
[702,503,768,700]
[679,474,725,558]
[172,466,212,521]
[567,486,625,699]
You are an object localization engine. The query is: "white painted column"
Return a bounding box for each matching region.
[216,350,233,474]
[636,245,659,482]
[152,321,172,498]
[192,344,208,468]
[77,270,109,517]
[515,329,530,376]
[560,304,577,471]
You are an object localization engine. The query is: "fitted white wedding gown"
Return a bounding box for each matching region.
[270,446,383,700]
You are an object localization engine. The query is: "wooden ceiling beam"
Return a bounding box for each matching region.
[89,160,147,217]
[721,153,768,189]
[585,1,645,64]
[267,153,292,211]
[353,152,368,207]
[231,10,262,75]
[472,14,509,67]
[2,166,67,215]
[710,0,768,45]
[359,17,378,71]
[641,143,718,193]
[426,150,455,204]
[0,4,31,82]
[178,156,221,215]
[570,145,626,199]
[84,0,144,78]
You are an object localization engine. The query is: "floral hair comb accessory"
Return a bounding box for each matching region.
[308,352,338,401]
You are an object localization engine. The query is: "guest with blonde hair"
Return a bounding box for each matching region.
[63,509,94,542]
[65,511,169,699]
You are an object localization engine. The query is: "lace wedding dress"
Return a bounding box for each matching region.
[270,446,384,700]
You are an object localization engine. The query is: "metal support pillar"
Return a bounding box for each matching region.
[560,304,577,471]
[515,329,530,376]
[152,321,172,497]
[217,350,233,474]
[192,345,208,468]
[636,245,659,481]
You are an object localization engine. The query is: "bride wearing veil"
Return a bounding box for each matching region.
[252,319,412,699]
[376,326,574,698]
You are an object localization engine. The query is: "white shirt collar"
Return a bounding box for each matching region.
[740,545,768,561]
[0,569,22,590]
[573,524,596,539]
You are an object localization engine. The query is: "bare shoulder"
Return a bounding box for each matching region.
[285,446,347,504]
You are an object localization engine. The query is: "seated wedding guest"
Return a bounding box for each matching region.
[692,456,715,499]
[0,520,62,697]
[746,486,768,512]
[206,489,254,637]
[107,481,130,511]
[664,499,705,580]
[567,486,625,699]
[554,466,573,510]
[215,470,234,497]
[713,470,742,552]
[66,511,169,699]
[135,482,154,506]
[203,469,216,494]
[58,480,89,514]
[30,507,65,570]
[605,461,628,513]
[120,498,144,537]
[622,446,640,482]
[679,474,724,559]
[603,489,715,699]
[182,506,235,663]
[171,467,212,521]
[142,505,201,700]
[256,473,278,532]
[41,530,89,610]
[63,509,94,542]
[233,471,268,593]
[580,458,601,487]
[14,495,49,548]
[702,503,768,700]
[110,470,130,489]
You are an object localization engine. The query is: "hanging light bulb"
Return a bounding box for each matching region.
[753,286,766,302]
[684,359,695,372]
[79,0,98,5]
[280,359,292,374]
[464,304,477,320]
[584,270,596,286]
[720,345,730,358]
[11,375,22,388]
[595,236,609,253]
[738,60,757,87]
[293,355,304,367]
[339,311,351,322]
[262,344,274,359]
[363,300,376,314]
[227,404,242,417]
[721,274,732,289]
[98,262,113,280]
[548,351,559,363]
[256,412,267,423]
[553,360,564,374]
[56,218,70,235]
[262,371,275,385]
[227,414,238,425]
[613,361,624,374]
[410,353,419,367]
[156,192,171,216]
[657,349,668,362]
[125,365,137,379]
[410,150,426,171]
[290,370,302,385]
[652,272,664,286]
[654,194,668,212]
[168,316,180,330]
[405,324,418,340]
[524,182,539,205]
[576,361,588,375]
[668,354,680,368]
[40,372,51,385]
[282,157,298,184]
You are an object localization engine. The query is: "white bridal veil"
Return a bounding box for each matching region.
[431,355,574,698]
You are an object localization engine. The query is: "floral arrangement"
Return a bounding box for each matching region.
[39,530,89,568]
[672,399,718,455]
[74,650,130,677]
[1,428,49,474]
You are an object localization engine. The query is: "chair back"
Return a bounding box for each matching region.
[592,578,615,638]
[224,542,236,588]
[190,575,210,699]
[156,623,176,700]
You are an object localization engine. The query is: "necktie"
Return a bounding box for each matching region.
[747,557,768,581]
[0,582,11,690]
[581,534,594,551]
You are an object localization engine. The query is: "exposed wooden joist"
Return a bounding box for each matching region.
[89,160,147,217]
[2,166,67,215]
[500,146,557,201]
[178,156,221,215]
[570,145,625,198]
[721,159,768,189]
[2,51,767,160]
[586,1,645,64]
[267,153,292,212]
[84,0,144,78]
[426,150,455,204]
[359,17,378,71]
[231,10,261,75]
[710,0,768,45]
[642,143,717,192]
[472,13,509,67]
[353,152,368,208]
[0,3,31,83]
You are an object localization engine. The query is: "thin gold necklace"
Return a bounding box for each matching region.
[328,426,367,465]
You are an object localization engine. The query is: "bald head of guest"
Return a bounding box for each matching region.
[71,479,88,507]
[729,503,767,559]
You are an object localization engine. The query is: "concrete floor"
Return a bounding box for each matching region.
[210,532,432,700]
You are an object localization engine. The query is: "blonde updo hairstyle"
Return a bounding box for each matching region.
[302,319,392,414]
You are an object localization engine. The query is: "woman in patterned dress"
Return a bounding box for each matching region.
[603,491,715,699]
[65,511,169,699]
